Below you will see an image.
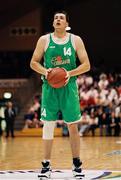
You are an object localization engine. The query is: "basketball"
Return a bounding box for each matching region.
[47,68,67,88]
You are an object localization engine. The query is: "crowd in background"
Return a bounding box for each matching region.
[24,95,41,129]
[24,72,121,137]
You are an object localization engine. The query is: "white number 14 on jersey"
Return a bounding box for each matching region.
[63,47,72,56]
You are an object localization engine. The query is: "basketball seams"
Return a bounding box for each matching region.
[47,68,67,88]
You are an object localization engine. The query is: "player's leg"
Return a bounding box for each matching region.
[43,140,53,160]
[38,121,56,179]
[5,121,10,137]
[68,123,80,158]
[38,84,58,179]
[68,123,84,178]
[60,82,84,178]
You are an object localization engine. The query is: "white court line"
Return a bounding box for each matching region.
[0,169,121,179]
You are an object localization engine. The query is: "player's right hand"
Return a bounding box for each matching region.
[45,68,52,79]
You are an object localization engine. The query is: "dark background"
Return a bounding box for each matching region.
[0,0,120,77]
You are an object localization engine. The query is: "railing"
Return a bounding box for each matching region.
[0,79,28,88]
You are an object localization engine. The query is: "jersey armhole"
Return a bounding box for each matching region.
[71,34,76,51]
[44,34,50,52]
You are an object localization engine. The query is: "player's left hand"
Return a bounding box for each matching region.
[64,71,70,86]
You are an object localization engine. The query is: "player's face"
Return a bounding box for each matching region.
[53,13,68,30]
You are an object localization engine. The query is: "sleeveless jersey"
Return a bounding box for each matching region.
[40,33,81,122]
[42,33,77,82]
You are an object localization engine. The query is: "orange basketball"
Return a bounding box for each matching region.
[47,68,67,88]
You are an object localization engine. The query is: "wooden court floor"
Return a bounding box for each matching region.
[0,136,121,171]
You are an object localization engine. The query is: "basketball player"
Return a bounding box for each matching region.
[30,11,90,179]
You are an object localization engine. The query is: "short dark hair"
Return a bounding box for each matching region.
[54,10,69,22]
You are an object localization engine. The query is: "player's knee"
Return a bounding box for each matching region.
[42,121,56,140]
[68,123,78,134]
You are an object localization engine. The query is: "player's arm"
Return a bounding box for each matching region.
[30,35,47,76]
[69,36,91,77]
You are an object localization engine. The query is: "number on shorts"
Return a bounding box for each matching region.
[41,108,46,117]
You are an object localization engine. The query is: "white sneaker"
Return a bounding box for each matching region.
[38,161,51,179]
[72,164,85,179]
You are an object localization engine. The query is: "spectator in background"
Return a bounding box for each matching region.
[98,85,109,106]
[108,73,114,84]
[31,96,40,114]
[79,111,90,136]
[0,116,3,137]
[98,73,109,90]
[24,107,40,128]
[115,102,121,117]
[97,107,103,135]
[108,86,118,104]
[85,75,93,87]
[113,112,121,136]
[76,75,85,88]
[107,111,121,136]
[0,106,6,137]
[4,101,16,138]
[98,112,108,136]
[88,112,98,136]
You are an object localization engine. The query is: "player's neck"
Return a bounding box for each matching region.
[53,30,67,38]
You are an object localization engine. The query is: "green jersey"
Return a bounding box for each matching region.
[42,33,77,82]
[44,33,76,69]
[40,33,81,123]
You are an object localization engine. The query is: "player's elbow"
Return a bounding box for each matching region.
[30,60,35,70]
[85,61,91,72]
